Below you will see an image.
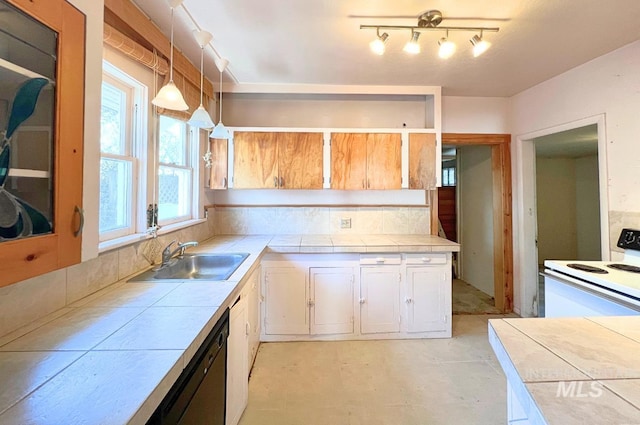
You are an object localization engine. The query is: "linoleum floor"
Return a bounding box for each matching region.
[239,314,516,425]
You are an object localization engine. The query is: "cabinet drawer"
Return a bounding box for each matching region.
[405,253,447,265]
[360,254,402,265]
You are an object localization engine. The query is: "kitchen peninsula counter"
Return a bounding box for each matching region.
[489,316,640,424]
[0,234,458,425]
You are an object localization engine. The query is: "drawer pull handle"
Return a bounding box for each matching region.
[421,257,431,262]
[376,257,385,263]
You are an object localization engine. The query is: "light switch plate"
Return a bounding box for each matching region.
[340,218,352,229]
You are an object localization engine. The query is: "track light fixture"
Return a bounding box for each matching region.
[403,31,421,54]
[369,29,389,55]
[360,9,499,59]
[438,30,456,58]
[470,32,491,57]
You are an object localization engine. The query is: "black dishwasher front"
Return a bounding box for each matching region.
[148,308,229,425]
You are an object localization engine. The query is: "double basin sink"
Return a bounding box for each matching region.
[129,253,249,282]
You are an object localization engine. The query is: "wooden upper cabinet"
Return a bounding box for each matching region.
[233,132,323,189]
[408,133,437,189]
[331,133,401,190]
[367,134,401,189]
[278,133,323,189]
[1,0,85,288]
[330,133,367,190]
[208,138,228,189]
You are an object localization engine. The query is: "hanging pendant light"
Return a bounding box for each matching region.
[188,30,215,129]
[152,0,189,111]
[210,58,230,140]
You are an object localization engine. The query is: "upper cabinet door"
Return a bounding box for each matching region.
[409,133,437,189]
[277,132,323,189]
[208,138,228,189]
[0,0,85,288]
[366,134,401,190]
[330,133,367,190]
[233,132,279,189]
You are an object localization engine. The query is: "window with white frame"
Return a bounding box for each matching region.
[99,60,200,246]
[157,115,195,225]
[99,63,144,241]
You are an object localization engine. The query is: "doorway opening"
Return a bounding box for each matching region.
[433,134,513,313]
[516,115,608,317]
[533,124,601,316]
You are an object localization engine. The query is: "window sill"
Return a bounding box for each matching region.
[98,218,208,254]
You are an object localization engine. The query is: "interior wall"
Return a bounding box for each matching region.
[535,157,577,262]
[459,145,495,297]
[576,155,601,259]
[442,96,510,133]
[224,93,433,128]
[511,39,640,316]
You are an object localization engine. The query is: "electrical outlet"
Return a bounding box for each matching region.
[340,218,352,229]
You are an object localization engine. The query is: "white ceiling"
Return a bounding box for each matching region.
[132,0,640,97]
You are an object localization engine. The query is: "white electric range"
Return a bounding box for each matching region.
[542,228,640,317]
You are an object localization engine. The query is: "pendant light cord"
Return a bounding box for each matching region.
[169,7,175,82]
[218,69,223,122]
[199,45,204,105]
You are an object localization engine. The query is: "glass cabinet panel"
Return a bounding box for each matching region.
[0,0,57,241]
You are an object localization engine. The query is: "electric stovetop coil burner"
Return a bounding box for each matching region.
[566,263,609,274]
[608,263,640,273]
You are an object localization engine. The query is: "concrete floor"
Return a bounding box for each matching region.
[239,314,515,425]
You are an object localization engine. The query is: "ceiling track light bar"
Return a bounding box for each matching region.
[360,24,499,33]
[361,9,500,57]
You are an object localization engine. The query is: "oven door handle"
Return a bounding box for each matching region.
[541,270,640,312]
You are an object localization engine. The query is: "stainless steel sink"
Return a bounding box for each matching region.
[129,253,249,281]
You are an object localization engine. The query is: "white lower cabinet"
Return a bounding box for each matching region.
[360,267,401,334]
[260,253,452,341]
[310,267,354,335]
[263,266,308,335]
[404,266,449,333]
[226,294,248,425]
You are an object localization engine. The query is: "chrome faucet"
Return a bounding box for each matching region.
[160,240,198,267]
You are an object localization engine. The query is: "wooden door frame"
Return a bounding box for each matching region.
[432,133,513,313]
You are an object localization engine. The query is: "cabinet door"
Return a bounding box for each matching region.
[278,132,323,189]
[263,267,308,335]
[310,267,354,335]
[405,266,448,332]
[330,133,367,189]
[360,267,401,334]
[366,134,401,189]
[247,267,261,370]
[227,296,248,425]
[408,133,437,189]
[232,132,278,188]
[0,0,84,287]
[208,138,228,189]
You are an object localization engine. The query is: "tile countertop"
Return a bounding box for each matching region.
[488,317,640,425]
[0,234,458,425]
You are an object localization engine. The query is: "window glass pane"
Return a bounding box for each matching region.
[99,158,132,233]
[100,82,125,155]
[159,116,186,166]
[158,166,191,222]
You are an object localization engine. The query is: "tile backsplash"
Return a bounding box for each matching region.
[213,206,430,235]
